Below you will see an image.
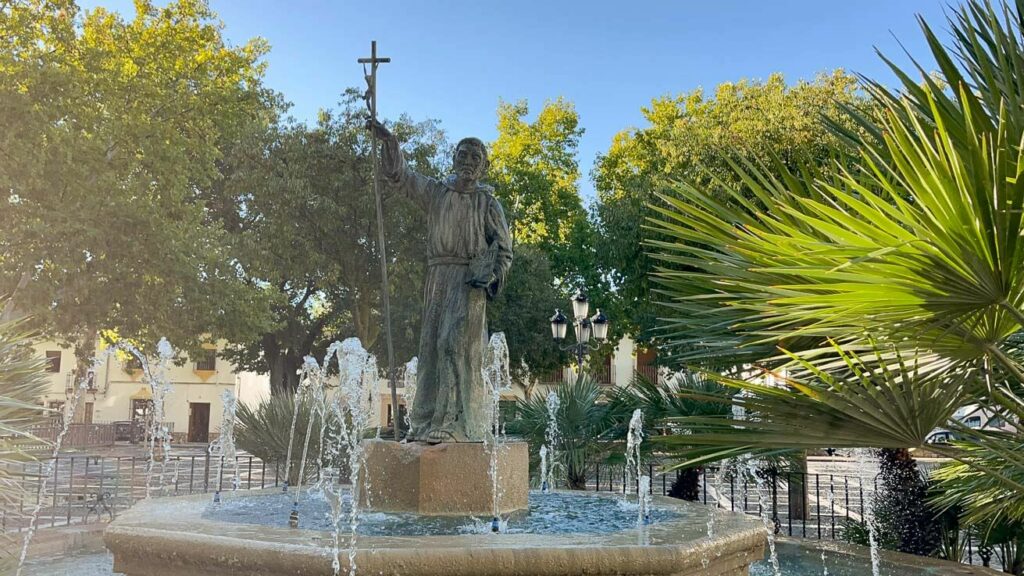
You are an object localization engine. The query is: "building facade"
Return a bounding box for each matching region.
[32,340,253,445]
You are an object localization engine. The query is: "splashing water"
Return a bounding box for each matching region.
[327,338,378,576]
[539,445,550,493]
[289,338,378,576]
[743,457,780,576]
[483,333,511,530]
[625,409,644,500]
[703,458,730,568]
[282,358,318,494]
[637,475,652,527]
[853,448,881,576]
[402,357,417,437]
[292,361,329,525]
[822,478,836,576]
[144,339,177,499]
[17,339,177,576]
[208,389,241,502]
[543,390,561,491]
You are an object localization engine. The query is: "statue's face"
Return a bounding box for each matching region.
[453,143,486,180]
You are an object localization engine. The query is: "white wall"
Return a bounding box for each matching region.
[32,340,243,442]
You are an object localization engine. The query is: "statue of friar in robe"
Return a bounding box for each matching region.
[367,119,513,444]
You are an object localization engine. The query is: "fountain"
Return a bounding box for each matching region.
[16,338,178,575]
[102,336,767,576]
[101,107,767,575]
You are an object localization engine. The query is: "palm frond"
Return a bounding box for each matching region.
[0,317,51,566]
[930,426,1024,525]
[659,343,972,468]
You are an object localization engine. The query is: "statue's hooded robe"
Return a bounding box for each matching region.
[381,138,513,442]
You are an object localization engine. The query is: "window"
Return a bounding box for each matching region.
[386,403,407,429]
[965,416,982,428]
[988,417,1006,429]
[124,356,143,372]
[637,348,657,382]
[47,400,65,424]
[194,349,217,371]
[45,350,61,373]
[131,399,153,423]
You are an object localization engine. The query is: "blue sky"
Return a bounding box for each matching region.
[82,0,950,199]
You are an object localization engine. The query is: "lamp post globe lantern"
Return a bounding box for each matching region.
[551,290,609,371]
[577,317,592,344]
[550,309,568,341]
[591,309,609,341]
[571,290,589,320]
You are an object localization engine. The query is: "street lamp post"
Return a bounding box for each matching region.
[550,290,610,370]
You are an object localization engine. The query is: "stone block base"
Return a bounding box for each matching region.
[359,439,528,516]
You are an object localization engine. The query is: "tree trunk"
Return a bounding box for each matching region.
[268,353,302,396]
[1,270,31,322]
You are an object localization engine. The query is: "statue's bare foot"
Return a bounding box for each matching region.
[425,429,456,444]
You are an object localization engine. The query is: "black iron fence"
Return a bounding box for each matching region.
[1,454,282,533]
[586,462,999,570]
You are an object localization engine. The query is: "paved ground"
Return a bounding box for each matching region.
[19,551,116,576]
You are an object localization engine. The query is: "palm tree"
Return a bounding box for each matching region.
[647,0,1024,526]
[606,371,730,499]
[234,392,342,485]
[0,317,51,568]
[507,374,613,490]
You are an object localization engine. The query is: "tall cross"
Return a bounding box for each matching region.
[358,41,399,437]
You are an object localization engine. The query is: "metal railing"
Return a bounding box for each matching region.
[584,463,998,569]
[1,454,282,533]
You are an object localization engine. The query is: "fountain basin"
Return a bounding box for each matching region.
[104,489,766,576]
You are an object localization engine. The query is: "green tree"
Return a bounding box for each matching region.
[487,245,566,387]
[489,98,587,262]
[218,93,448,393]
[0,0,278,363]
[593,71,863,340]
[487,99,601,383]
[650,0,1024,529]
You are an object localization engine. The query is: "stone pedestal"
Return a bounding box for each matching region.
[359,439,528,516]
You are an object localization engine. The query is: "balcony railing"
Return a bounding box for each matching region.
[636,364,658,383]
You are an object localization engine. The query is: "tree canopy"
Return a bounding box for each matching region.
[592,71,864,341]
[0,0,278,359]
[218,93,448,393]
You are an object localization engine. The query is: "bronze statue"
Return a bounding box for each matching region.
[367,120,513,443]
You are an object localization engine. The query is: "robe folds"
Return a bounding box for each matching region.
[381,138,513,442]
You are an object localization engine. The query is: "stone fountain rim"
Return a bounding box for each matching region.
[104,489,767,576]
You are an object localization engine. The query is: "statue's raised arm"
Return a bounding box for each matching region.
[366,118,435,210]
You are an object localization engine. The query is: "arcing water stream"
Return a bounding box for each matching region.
[541,390,561,492]
[16,338,176,575]
[483,332,512,531]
